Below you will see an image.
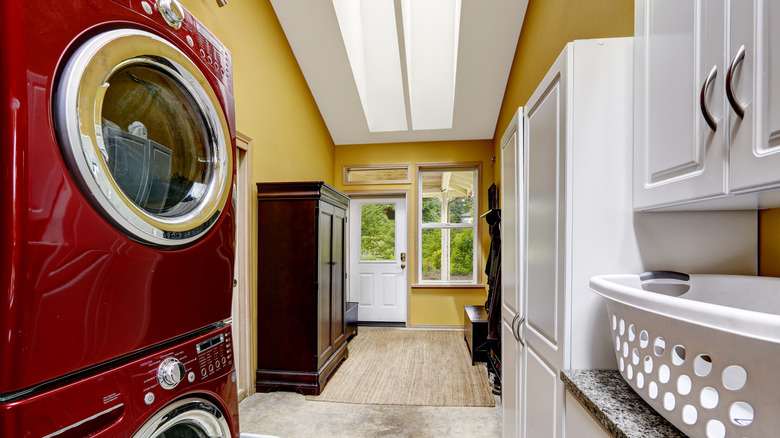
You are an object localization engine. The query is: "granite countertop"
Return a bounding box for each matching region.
[561,370,687,438]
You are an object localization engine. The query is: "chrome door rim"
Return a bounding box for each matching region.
[56,28,232,246]
[131,397,232,438]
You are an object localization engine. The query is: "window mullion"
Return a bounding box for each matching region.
[442,228,450,281]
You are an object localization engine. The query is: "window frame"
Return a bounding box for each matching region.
[342,163,412,186]
[414,162,481,286]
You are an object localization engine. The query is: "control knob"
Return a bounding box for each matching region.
[158,357,186,390]
[158,0,185,30]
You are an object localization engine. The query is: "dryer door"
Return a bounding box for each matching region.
[133,398,232,437]
[56,29,233,247]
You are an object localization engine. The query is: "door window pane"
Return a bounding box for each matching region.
[421,228,442,280]
[360,203,396,261]
[450,228,474,281]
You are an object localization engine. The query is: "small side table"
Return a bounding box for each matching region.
[464,305,489,365]
[346,301,358,340]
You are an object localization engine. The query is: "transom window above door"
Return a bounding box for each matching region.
[416,165,479,285]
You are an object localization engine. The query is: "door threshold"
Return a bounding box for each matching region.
[357,321,406,328]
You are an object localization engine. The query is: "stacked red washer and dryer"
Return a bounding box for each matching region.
[0,0,240,435]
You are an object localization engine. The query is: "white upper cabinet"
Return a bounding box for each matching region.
[729,1,780,192]
[635,0,780,210]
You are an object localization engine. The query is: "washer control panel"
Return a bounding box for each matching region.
[131,326,234,408]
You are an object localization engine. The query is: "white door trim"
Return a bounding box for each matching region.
[344,190,411,325]
[232,131,254,401]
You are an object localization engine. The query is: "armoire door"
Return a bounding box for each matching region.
[317,202,335,369]
[318,200,347,370]
[331,205,347,352]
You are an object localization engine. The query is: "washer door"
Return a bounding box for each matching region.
[56,29,232,246]
[132,398,232,438]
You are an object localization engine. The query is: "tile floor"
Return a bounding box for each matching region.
[238,390,502,438]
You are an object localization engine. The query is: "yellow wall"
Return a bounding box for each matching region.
[335,141,495,326]
[760,210,780,276]
[492,0,634,184]
[179,1,336,374]
[179,0,335,184]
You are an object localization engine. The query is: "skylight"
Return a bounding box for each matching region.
[332,0,462,133]
[401,0,461,131]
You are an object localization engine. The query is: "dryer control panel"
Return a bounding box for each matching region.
[113,0,233,92]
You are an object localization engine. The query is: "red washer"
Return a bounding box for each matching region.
[0,0,237,402]
[0,324,240,437]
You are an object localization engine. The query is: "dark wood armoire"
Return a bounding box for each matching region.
[255,181,349,395]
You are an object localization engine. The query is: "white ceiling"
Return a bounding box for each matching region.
[269,0,528,145]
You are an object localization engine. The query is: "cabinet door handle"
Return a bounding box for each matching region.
[726,45,746,119]
[700,65,718,132]
[515,315,526,346]
[511,313,525,345]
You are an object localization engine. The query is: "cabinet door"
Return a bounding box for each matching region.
[729,1,780,192]
[501,316,523,438]
[522,47,566,438]
[317,202,334,368]
[331,206,347,351]
[500,107,523,336]
[500,107,524,438]
[634,0,727,209]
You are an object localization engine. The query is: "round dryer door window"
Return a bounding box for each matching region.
[56,29,233,246]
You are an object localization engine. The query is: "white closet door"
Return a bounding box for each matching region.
[500,107,524,438]
[522,46,567,438]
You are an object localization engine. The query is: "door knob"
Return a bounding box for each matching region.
[401,264,406,269]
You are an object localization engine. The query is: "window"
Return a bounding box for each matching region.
[417,165,478,284]
[342,164,411,185]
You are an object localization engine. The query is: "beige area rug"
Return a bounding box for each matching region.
[306,328,495,407]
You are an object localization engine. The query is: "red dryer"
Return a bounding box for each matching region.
[0,0,240,435]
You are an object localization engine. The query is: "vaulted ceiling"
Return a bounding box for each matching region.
[270,0,529,145]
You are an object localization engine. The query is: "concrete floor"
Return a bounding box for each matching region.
[238,391,502,438]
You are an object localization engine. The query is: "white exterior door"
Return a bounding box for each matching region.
[500,107,524,438]
[522,48,567,438]
[349,197,408,323]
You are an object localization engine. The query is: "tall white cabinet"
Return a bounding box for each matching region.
[634,0,780,210]
[500,38,758,438]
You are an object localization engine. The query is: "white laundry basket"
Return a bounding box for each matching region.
[589,272,780,438]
